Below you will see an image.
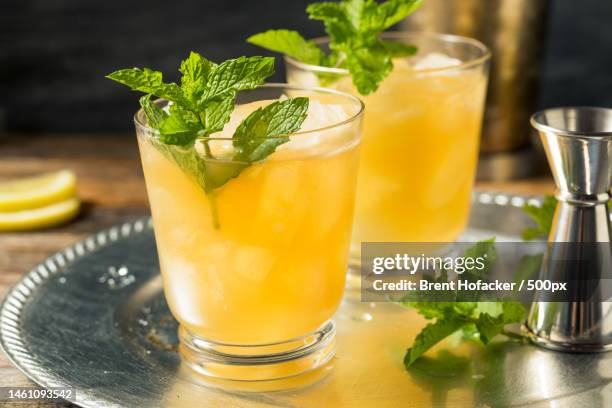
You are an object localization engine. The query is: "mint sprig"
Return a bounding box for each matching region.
[248,0,423,95]
[107,52,308,228]
[108,53,275,144]
[402,239,527,369]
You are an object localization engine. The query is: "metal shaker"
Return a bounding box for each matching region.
[526,107,612,351]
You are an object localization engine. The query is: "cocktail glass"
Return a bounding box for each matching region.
[286,32,490,261]
[134,84,364,389]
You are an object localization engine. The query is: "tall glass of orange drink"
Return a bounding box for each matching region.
[286,32,490,261]
[135,84,364,388]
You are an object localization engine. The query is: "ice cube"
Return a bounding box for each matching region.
[250,161,307,245]
[231,244,276,283]
[412,52,462,70]
[277,99,349,152]
[300,99,349,132]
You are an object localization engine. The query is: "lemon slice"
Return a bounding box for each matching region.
[0,170,77,211]
[0,198,80,231]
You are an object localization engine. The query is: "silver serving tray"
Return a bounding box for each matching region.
[2,192,611,408]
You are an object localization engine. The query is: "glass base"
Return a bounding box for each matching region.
[178,321,336,392]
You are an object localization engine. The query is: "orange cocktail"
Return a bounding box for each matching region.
[135,84,363,385]
[286,33,490,256]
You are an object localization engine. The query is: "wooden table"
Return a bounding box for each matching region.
[0,134,555,407]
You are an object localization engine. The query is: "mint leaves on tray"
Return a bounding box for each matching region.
[248,0,423,95]
[401,239,528,369]
[107,52,309,228]
[403,193,612,368]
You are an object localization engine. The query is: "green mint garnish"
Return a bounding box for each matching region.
[401,238,527,369]
[233,98,309,162]
[248,0,423,95]
[247,29,326,66]
[107,52,309,228]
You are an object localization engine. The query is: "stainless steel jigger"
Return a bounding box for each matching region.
[526,107,612,352]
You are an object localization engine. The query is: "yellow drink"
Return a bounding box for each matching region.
[135,85,364,385]
[286,33,490,253]
[138,132,359,343]
[346,63,487,245]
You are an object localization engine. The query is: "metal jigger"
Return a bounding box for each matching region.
[526,107,612,352]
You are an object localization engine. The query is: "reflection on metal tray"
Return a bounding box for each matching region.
[1,192,611,407]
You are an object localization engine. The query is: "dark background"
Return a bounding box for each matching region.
[1,0,611,133]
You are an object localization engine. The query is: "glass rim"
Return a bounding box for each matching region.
[284,31,492,75]
[133,83,365,139]
[531,107,612,138]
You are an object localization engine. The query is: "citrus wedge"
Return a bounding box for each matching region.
[0,198,80,231]
[0,170,77,212]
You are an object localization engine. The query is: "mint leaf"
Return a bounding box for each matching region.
[180,52,215,106]
[233,97,309,162]
[522,195,557,240]
[307,2,350,26]
[158,104,203,146]
[151,140,209,191]
[307,2,355,46]
[404,317,467,368]
[409,350,471,377]
[107,67,163,91]
[405,302,451,320]
[107,68,186,105]
[371,0,423,32]
[139,94,167,128]
[380,39,418,57]
[473,302,503,318]
[247,30,325,65]
[200,92,236,136]
[346,44,393,95]
[475,313,504,344]
[522,195,611,240]
[203,161,250,192]
[463,237,497,277]
[476,302,526,344]
[453,302,478,316]
[501,302,527,324]
[344,0,369,32]
[201,56,275,102]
